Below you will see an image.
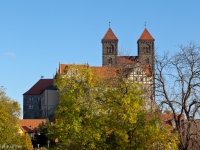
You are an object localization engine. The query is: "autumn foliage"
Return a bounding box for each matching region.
[50,64,178,149]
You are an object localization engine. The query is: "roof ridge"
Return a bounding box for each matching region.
[23,79,54,95]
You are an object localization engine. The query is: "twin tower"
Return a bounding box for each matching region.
[101,27,155,70]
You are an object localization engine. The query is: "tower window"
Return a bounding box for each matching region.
[146,47,150,53]
[143,47,145,52]
[108,58,112,64]
[146,58,149,63]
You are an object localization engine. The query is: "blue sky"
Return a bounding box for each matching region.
[0,1,200,116]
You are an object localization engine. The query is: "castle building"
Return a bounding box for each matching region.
[23,79,58,119]
[102,27,154,69]
[101,27,156,109]
[23,27,156,119]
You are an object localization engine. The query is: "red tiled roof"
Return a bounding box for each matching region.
[141,64,152,77]
[159,113,184,131]
[58,63,152,78]
[117,56,138,64]
[138,28,154,41]
[161,113,184,123]
[23,79,54,95]
[20,119,46,133]
[102,28,118,40]
[91,66,118,78]
[57,64,118,78]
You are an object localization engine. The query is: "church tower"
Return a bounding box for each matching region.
[102,28,118,66]
[137,28,155,71]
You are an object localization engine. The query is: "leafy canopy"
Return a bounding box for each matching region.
[0,88,32,149]
[50,64,178,149]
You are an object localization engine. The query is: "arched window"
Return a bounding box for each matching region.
[108,58,112,64]
[146,58,149,63]
[111,44,114,54]
[146,47,149,53]
[109,47,111,53]
[143,47,145,52]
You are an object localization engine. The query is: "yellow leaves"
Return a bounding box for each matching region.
[133,114,179,150]
[93,132,101,141]
[52,64,179,149]
[21,133,33,150]
[0,89,24,146]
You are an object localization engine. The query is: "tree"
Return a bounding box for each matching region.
[155,42,200,150]
[50,64,178,149]
[33,119,50,148]
[0,87,32,149]
[20,133,33,150]
[0,88,21,144]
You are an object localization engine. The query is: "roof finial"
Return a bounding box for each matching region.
[109,22,111,27]
[145,22,146,28]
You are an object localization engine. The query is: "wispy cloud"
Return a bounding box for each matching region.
[4,52,16,58]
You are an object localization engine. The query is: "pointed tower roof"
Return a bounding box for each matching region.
[138,28,154,41]
[102,27,118,41]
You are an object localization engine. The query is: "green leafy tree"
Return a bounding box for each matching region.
[33,119,50,147]
[0,88,33,149]
[50,64,178,149]
[33,119,57,149]
[0,88,20,144]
